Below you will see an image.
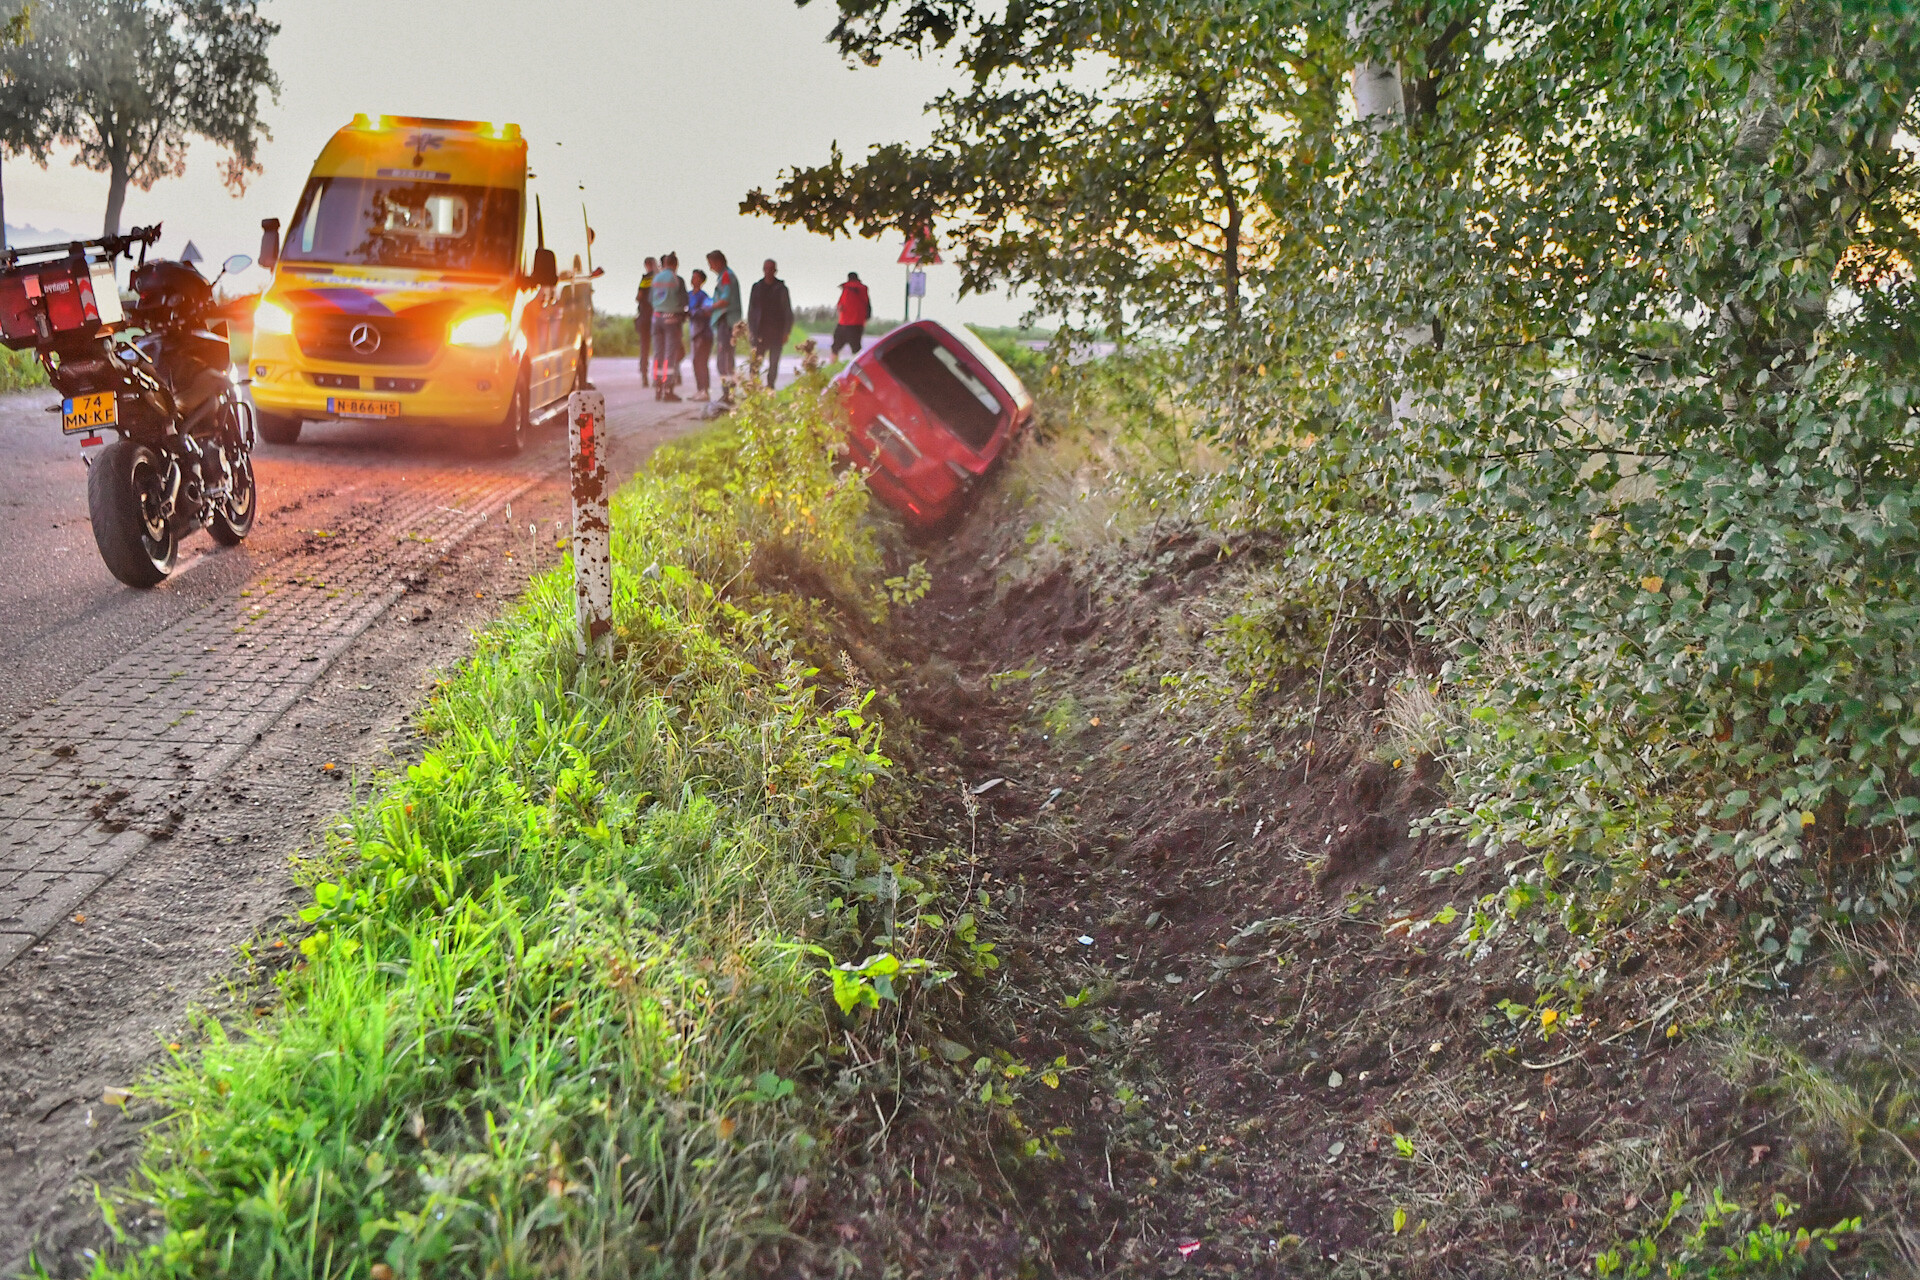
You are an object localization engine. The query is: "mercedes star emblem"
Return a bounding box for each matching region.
[348,322,382,355]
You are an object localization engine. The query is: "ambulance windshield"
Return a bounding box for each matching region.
[282,177,520,275]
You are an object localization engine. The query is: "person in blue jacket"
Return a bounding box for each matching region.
[649,252,689,401]
[687,269,714,400]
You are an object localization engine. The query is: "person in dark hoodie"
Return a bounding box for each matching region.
[747,258,793,389]
[634,256,656,385]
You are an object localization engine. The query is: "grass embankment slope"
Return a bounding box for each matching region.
[72,368,946,1277]
[64,350,1920,1279]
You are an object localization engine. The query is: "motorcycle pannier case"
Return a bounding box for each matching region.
[0,255,125,350]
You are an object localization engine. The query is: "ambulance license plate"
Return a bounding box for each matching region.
[62,391,117,434]
[328,396,401,419]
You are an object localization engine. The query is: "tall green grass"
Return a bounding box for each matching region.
[0,346,46,392]
[83,371,908,1278]
[591,309,640,359]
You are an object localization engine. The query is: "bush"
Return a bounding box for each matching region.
[0,346,45,392]
[591,308,638,358]
[970,327,1048,387]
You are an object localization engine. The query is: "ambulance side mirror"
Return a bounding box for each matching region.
[528,247,558,290]
[259,218,280,272]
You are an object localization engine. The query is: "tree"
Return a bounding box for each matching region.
[0,3,43,250]
[1219,0,1920,955]
[771,0,1920,959]
[747,0,1349,335]
[0,0,278,236]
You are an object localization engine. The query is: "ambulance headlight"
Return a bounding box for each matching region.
[253,299,293,336]
[449,310,511,347]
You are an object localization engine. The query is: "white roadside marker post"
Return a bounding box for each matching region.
[567,389,613,660]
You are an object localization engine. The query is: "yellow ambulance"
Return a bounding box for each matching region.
[248,114,594,453]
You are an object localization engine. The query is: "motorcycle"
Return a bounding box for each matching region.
[0,224,259,587]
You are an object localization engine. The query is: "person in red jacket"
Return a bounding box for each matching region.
[832,272,872,357]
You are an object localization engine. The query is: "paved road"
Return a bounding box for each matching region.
[0,358,691,964]
[0,360,674,723]
[0,358,702,1271]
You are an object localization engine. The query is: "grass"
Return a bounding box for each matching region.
[72,368,932,1278]
[790,305,901,339]
[594,309,889,361]
[0,346,46,392]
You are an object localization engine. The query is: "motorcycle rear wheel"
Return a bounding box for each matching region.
[208,448,257,546]
[88,439,178,588]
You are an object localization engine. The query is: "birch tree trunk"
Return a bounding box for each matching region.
[1349,7,1425,423]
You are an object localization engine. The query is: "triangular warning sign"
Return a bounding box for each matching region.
[897,229,941,265]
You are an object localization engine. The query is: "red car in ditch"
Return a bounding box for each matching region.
[835,319,1034,530]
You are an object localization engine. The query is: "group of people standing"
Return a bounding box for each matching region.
[635,257,875,401]
[635,251,740,402]
[635,254,807,402]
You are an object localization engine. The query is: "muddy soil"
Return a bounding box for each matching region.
[782,487,1913,1276]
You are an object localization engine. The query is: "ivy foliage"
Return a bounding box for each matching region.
[771,0,1920,963]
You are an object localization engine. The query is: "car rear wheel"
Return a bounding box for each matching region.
[88,440,178,588]
[257,412,301,445]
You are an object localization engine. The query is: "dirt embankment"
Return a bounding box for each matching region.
[781,465,1919,1277]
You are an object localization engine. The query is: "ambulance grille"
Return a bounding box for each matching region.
[294,311,443,365]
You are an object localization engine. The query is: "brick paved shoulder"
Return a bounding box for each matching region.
[0,466,546,968]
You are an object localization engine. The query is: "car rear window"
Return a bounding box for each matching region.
[880,332,1005,450]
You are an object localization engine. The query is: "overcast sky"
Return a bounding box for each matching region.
[2,0,1028,325]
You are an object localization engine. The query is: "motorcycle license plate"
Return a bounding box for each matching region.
[327,396,400,419]
[62,391,117,434]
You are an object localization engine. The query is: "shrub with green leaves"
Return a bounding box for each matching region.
[1594,1191,1858,1279]
[1191,0,1920,969]
[83,371,915,1278]
[0,346,46,393]
[771,0,1920,970]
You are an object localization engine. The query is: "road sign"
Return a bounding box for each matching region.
[897,232,942,265]
[907,270,927,298]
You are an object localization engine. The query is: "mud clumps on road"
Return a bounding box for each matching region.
[774,435,1914,1277]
